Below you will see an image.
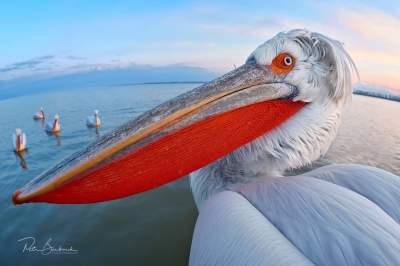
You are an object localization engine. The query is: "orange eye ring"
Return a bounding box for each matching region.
[270,53,295,75]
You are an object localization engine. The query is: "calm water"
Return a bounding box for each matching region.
[0,84,399,265]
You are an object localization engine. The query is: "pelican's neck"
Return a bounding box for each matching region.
[53,119,59,130]
[190,156,282,209]
[190,101,344,209]
[16,133,21,151]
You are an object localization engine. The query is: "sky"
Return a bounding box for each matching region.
[1,0,399,90]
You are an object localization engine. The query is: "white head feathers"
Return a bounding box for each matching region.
[248,29,358,103]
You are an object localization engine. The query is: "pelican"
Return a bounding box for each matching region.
[12,29,400,265]
[33,107,45,120]
[44,114,61,133]
[86,110,101,128]
[12,128,27,153]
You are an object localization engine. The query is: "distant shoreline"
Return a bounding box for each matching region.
[353,90,400,102]
[123,83,400,103]
[2,81,399,103]
[0,81,208,101]
[116,81,206,86]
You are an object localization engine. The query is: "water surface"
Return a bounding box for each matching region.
[0,84,399,265]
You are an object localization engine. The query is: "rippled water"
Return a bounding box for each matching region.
[0,84,399,265]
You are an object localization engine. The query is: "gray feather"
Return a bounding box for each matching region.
[306,164,400,222]
[190,191,314,266]
[234,173,400,265]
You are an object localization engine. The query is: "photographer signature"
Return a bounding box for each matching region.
[17,236,78,255]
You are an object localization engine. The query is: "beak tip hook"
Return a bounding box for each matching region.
[12,190,23,205]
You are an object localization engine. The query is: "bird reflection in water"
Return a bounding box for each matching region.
[95,127,100,139]
[87,126,101,139]
[46,131,62,146]
[54,132,62,146]
[14,150,28,170]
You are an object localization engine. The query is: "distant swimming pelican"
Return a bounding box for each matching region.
[87,110,101,128]
[45,114,61,133]
[33,107,45,120]
[13,29,400,265]
[13,128,27,153]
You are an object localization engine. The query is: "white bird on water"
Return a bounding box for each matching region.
[86,110,101,128]
[44,114,61,133]
[13,128,27,153]
[33,107,45,120]
[13,29,400,265]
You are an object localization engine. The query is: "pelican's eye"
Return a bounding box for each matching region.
[270,53,295,75]
[284,56,292,66]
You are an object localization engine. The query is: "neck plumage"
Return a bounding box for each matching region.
[190,101,343,209]
[53,119,58,130]
[16,134,21,151]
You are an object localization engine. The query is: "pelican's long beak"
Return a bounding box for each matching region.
[13,63,304,204]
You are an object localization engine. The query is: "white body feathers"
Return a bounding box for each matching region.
[33,107,45,120]
[45,114,60,133]
[86,110,101,128]
[190,165,400,266]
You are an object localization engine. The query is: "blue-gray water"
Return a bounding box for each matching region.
[0,84,399,265]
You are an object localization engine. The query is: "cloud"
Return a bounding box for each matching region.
[199,22,279,39]
[1,2,399,90]
[0,54,91,80]
[337,8,400,51]
[194,6,400,90]
[334,8,400,89]
[0,55,55,73]
[64,55,86,60]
